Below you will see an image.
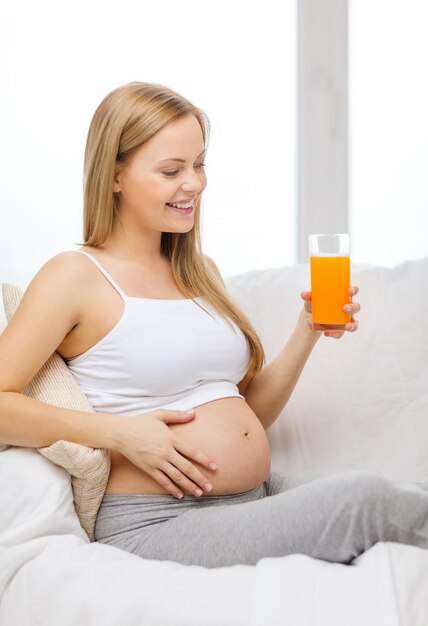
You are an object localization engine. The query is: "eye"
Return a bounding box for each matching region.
[162,163,206,177]
[163,170,179,177]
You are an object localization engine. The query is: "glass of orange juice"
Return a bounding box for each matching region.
[309,234,352,331]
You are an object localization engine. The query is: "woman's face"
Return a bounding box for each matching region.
[113,113,207,234]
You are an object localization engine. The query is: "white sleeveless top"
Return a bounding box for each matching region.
[64,251,250,416]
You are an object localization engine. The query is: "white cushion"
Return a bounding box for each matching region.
[0,447,87,546]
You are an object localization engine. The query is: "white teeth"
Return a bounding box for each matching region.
[168,201,193,209]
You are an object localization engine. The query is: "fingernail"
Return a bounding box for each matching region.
[194,488,203,496]
[204,483,213,492]
[344,305,352,312]
[209,463,218,470]
[186,409,195,415]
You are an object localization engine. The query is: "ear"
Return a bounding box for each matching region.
[113,169,122,193]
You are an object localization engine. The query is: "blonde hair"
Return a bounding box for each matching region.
[80,81,265,379]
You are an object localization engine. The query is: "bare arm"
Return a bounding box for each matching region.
[243,314,320,430]
[245,287,360,429]
[0,391,121,449]
[0,251,121,449]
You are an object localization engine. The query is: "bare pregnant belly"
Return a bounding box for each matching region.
[105,397,271,496]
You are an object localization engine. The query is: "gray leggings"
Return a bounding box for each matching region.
[94,470,428,568]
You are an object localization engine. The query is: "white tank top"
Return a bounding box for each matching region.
[64,251,249,416]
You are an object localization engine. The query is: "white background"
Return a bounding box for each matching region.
[1,0,427,289]
[0,0,297,288]
[349,0,428,266]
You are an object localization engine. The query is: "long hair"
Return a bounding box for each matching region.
[81,81,265,379]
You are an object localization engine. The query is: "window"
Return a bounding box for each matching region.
[0,0,297,285]
[349,0,428,266]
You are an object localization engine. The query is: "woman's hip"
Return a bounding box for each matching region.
[94,476,272,543]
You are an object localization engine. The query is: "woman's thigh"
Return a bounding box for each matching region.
[96,470,428,568]
[123,471,355,567]
[266,469,320,495]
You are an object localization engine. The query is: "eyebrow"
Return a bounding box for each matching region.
[157,150,206,164]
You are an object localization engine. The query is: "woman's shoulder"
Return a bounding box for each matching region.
[26,249,93,308]
[0,250,92,393]
[40,249,91,279]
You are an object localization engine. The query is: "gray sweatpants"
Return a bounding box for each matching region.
[94,470,428,568]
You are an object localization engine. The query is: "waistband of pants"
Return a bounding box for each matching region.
[99,480,267,510]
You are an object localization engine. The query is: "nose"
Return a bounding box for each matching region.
[181,168,205,195]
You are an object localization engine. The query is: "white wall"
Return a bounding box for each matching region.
[349,0,428,266]
[0,0,297,288]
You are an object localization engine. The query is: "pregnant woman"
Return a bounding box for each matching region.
[2,81,428,568]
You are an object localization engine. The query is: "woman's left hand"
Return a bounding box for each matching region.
[300,286,360,339]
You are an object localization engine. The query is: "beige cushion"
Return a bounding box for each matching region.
[1,283,111,542]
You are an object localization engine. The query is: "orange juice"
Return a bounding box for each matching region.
[310,255,351,330]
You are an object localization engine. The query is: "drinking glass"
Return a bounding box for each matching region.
[308,234,351,331]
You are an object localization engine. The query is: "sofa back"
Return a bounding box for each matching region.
[226,257,428,483]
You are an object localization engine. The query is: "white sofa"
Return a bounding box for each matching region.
[1,257,428,626]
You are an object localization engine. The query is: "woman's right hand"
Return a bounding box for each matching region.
[113,409,217,498]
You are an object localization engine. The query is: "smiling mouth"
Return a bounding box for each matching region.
[166,199,196,209]
[166,203,194,214]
